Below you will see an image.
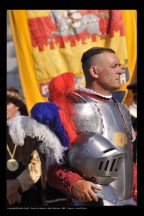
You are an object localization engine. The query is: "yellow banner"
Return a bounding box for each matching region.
[8,10,137,112]
[122,10,137,106]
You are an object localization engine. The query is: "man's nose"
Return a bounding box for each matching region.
[118,67,125,74]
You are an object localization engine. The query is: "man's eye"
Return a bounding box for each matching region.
[111,65,116,68]
[112,64,121,69]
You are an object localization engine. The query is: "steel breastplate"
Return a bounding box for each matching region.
[72,94,134,200]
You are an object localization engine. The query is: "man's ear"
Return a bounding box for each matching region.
[89,66,98,79]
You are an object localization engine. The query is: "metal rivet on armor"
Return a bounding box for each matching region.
[83,124,86,126]
[80,130,83,132]
[86,149,90,152]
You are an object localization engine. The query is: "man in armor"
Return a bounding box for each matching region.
[46,47,136,206]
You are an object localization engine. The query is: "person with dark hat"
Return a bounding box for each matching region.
[127,81,137,163]
[7,87,28,122]
[127,81,137,133]
[127,81,137,94]
[127,81,137,201]
[7,87,46,206]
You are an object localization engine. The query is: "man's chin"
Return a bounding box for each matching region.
[111,86,121,91]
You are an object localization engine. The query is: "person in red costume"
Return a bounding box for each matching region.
[47,47,136,206]
[127,81,137,202]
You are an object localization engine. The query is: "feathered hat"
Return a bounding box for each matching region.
[31,102,69,148]
[30,72,78,146]
[48,72,78,145]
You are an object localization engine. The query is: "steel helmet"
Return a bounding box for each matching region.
[68,132,125,185]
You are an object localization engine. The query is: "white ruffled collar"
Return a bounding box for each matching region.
[79,87,112,99]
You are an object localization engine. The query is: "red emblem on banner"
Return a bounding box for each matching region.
[28,10,125,51]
